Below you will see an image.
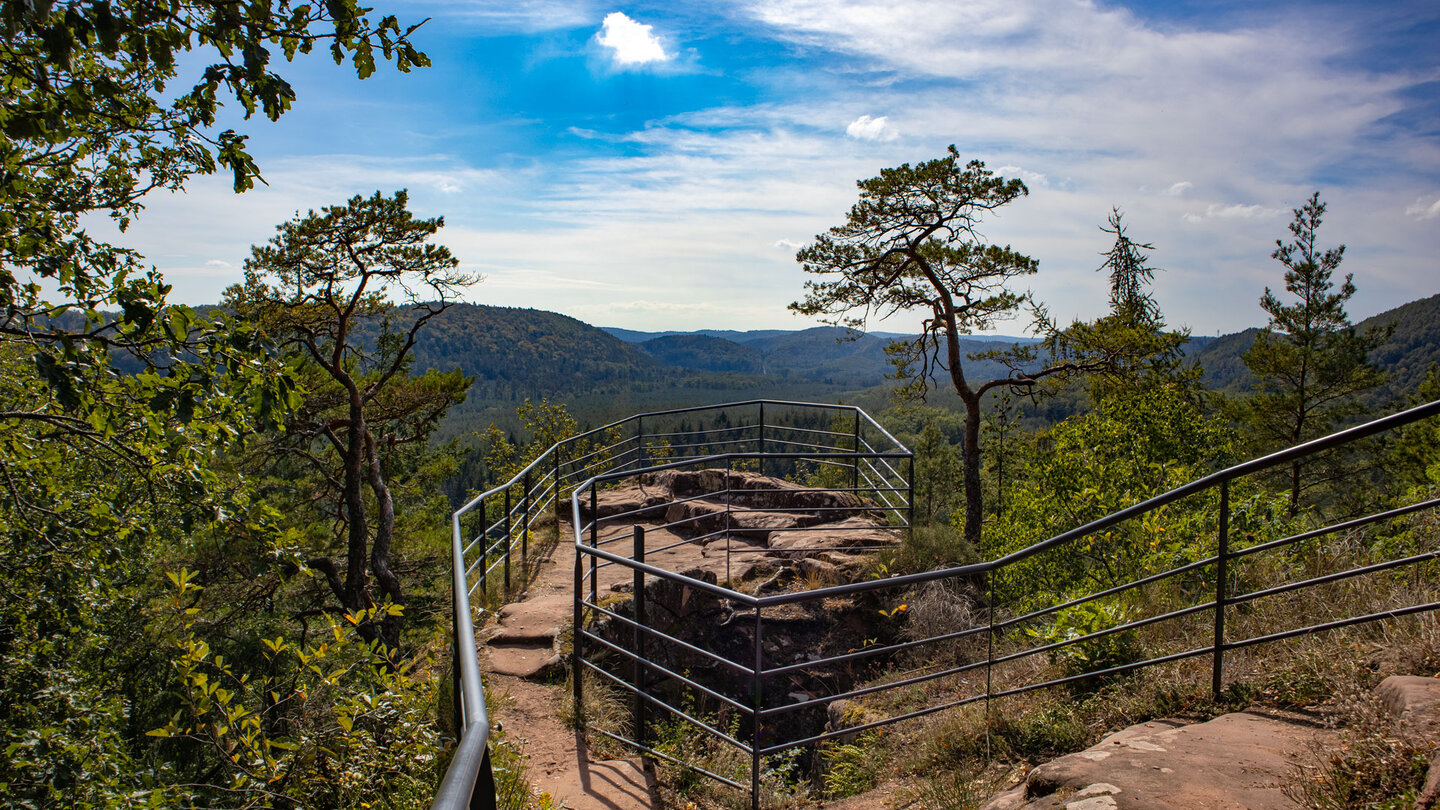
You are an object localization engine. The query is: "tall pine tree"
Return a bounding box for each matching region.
[1240,192,1389,515]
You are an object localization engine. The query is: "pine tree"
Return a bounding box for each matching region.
[1240,192,1389,514]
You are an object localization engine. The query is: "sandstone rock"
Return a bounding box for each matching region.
[641,468,867,513]
[487,594,571,644]
[576,484,669,522]
[662,498,821,540]
[1377,675,1440,737]
[642,566,720,623]
[486,642,564,680]
[993,712,1332,810]
[768,517,901,558]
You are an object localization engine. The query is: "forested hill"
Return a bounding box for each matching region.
[409,304,665,396]
[1191,293,1440,395]
[396,295,1438,441]
[410,305,874,439]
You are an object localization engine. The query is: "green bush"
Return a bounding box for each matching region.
[1030,601,1145,693]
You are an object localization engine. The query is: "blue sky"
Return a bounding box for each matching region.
[112,0,1440,334]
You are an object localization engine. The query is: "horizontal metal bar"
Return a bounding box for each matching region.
[577,543,757,605]
[587,727,749,792]
[989,644,1213,703]
[1231,497,1440,561]
[582,630,752,711]
[996,555,1220,632]
[763,622,991,677]
[992,600,1216,668]
[580,660,752,751]
[1229,551,1440,607]
[766,424,855,439]
[760,690,989,755]
[582,601,755,674]
[1225,600,1440,650]
[762,656,993,719]
[566,435,638,466]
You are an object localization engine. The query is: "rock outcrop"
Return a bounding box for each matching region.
[978,675,1440,810]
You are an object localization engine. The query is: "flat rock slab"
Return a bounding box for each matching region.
[485,642,563,679]
[768,516,901,558]
[981,711,1333,810]
[488,594,573,643]
[1377,675,1440,736]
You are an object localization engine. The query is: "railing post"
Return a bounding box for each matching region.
[478,496,488,607]
[522,470,531,567]
[554,446,564,523]
[726,455,733,586]
[1212,479,1230,700]
[573,521,585,728]
[758,402,766,457]
[590,482,599,611]
[851,409,861,494]
[751,604,764,810]
[985,567,996,761]
[503,487,512,595]
[906,454,916,532]
[633,525,647,751]
[637,416,646,470]
[472,749,497,810]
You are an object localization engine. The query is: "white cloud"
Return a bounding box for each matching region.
[445,0,594,31]
[1405,196,1440,220]
[996,165,1048,188]
[203,259,233,270]
[1180,202,1286,223]
[774,238,804,250]
[845,114,898,141]
[1206,203,1286,220]
[596,12,669,66]
[1164,181,1194,197]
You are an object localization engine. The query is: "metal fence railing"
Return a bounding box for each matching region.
[434,400,908,810]
[564,399,1440,810]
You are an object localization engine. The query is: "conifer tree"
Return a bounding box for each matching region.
[1240,192,1388,514]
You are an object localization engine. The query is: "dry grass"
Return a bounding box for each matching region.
[815,518,1440,810]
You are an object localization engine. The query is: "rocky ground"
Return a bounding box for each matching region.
[475,470,1440,809]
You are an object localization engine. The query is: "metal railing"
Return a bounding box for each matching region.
[565,399,1440,810]
[434,400,905,810]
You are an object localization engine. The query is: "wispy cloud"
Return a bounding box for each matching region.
[1183,203,1287,223]
[1405,195,1440,220]
[996,165,1048,188]
[596,12,670,66]
[1164,181,1194,197]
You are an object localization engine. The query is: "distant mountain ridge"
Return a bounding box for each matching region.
[1189,293,1440,396]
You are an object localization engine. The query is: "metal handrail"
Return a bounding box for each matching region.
[564,399,1440,810]
[434,399,904,810]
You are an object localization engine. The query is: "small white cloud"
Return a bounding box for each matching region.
[1164,181,1194,197]
[203,259,233,270]
[774,238,804,250]
[1205,203,1283,219]
[436,179,462,194]
[1405,196,1440,220]
[596,12,669,66]
[845,114,899,142]
[1184,202,1284,223]
[996,165,1048,188]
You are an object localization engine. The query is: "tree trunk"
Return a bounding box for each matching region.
[365,430,404,651]
[961,395,984,547]
[342,397,370,611]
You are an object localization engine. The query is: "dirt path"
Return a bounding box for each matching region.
[479,526,658,810]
